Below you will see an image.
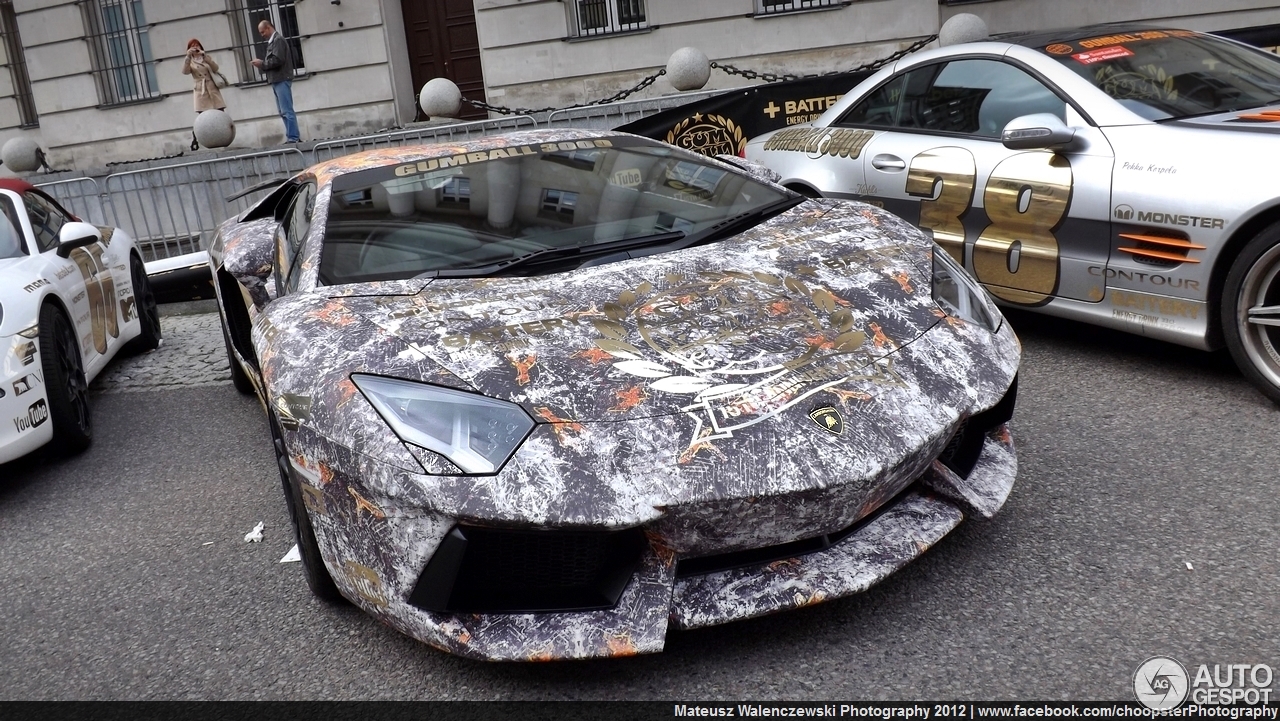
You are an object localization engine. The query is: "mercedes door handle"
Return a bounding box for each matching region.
[871,154,906,171]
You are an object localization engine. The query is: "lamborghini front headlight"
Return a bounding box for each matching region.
[352,374,535,475]
[931,244,1002,333]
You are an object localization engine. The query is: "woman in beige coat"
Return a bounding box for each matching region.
[181,39,227,151]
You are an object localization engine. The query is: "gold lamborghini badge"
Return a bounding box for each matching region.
[808,406,843,435]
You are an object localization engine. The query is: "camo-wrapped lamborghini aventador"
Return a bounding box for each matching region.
[209,129,1020,661]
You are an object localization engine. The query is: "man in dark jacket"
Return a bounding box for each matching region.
[251,19,300,143]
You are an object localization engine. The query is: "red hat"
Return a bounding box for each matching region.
[186,38,203,51]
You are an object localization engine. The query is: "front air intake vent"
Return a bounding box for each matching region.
[939,376,1017,479]
[409,525,647,614]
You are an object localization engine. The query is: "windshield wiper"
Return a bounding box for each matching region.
[669,195,807,251]
[420,230,687,279]
[1163,97,1280,122]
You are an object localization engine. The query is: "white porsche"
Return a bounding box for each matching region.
[747,25,1280,403]
[0,179,160,464]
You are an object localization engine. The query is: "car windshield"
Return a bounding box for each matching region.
[1040,30,1280,120]
[317,137,793,284]
[0,195,27,260]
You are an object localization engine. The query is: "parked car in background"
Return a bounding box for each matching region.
[748,25,1280,404]
[0,180,160,464]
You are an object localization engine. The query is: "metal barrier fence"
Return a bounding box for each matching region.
[32,177,106,228]
[38,148,306,262]
[310,115,538,163]
[33,91,720,261]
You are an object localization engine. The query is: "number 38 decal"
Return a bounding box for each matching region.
[906,147,1072,304]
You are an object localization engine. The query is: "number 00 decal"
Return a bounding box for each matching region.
[907,147,1073,304]
[70,243,119,354]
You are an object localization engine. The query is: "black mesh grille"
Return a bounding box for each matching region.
[470,531,612,590]
[410,525,647,614]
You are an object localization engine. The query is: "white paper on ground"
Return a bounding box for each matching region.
[244,521,265,543]
[280,544,301,563]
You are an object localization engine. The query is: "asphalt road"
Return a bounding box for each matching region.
[1,309,1276,701]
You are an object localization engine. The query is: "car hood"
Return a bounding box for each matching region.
[1171,105,1280,131]
[323,199,943,423]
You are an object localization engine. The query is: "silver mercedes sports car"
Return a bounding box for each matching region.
[210,129,1019,660]
[747,25,1280,403]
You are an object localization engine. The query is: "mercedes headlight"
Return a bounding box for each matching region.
[931,245,1002,333]
[352,374,535,475]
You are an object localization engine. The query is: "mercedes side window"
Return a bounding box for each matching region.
[836,74,908,127]
[905,59,1067,138]
[24,192,69,253]
[282,183,315,294]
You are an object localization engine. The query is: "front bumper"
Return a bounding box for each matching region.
[275,304,1021,660]
[287,413,1015,661]
[0,334,52,465]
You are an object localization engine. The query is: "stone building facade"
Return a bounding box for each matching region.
[477,0,1280,110]
[0,0,1277,171]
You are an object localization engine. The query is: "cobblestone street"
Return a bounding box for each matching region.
[91,311,232,394]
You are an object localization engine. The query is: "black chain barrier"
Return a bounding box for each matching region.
[459,34,938,117]
[712,34,938,83]
[461,69,668,116]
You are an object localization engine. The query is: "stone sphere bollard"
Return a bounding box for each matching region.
[939,13,990,46]
[194,109,236,148]
[2,137,43,172]
[420,78,462,119]
[667,47,711,91]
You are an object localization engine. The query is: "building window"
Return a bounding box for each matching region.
[569,0,646,38]
[82,0,158,105]
[755,0,845,16]
[542,149,601,171]
[339,188,373,209]
[539,189,578,222]
[228,0,305,82]
[438,177,471,208]
[0,0,36,127]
